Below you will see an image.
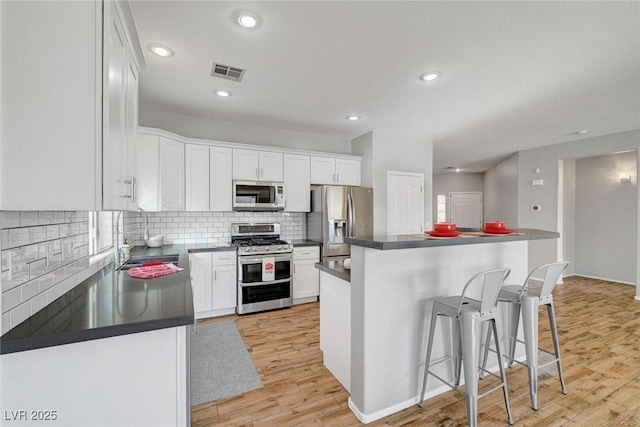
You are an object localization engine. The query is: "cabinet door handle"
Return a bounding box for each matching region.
[255,168,259,178]
[214,270,217,281]
[293,265,296,273]
[332,173,336,183]
[336,173,340,183]
[260,168,264,178]
[131,176,137,203]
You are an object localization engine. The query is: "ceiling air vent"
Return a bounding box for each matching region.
[211,62,245,82]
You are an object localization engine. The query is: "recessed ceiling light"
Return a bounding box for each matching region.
[420,71,442,81]
[346,115,361,121]
[147,43,174,57]
[234,11,261,28]
[576,129,589,135]
[215,90,232,97]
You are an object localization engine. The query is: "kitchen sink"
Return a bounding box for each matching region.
[117,254,180,270]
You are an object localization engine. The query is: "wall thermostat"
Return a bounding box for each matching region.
[532,205,541,211]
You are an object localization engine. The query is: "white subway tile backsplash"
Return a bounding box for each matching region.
[1,212,20,229]
[30,291,47,314]
[10,301,31,329]
[46,284,60,304]
[2,313,10,335]
[2,287,21,314]
[2,210,97,335]
[21,279,40,301]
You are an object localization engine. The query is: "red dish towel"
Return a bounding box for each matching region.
[127,263,183,279]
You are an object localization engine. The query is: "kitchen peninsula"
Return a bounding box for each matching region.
[322,229,559,424]
[0,245,196,427]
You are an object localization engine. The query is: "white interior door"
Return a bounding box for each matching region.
[387,171,424,235]
[449,192,483,228]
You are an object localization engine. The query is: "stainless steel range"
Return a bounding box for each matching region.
[231,223,293,314]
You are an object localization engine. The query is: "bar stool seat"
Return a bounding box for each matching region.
[418,268,514,427]
[483,261,569,411]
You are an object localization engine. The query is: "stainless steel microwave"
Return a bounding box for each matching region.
[233,181,285,211]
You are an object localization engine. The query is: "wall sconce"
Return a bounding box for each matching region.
[619,170,632,184]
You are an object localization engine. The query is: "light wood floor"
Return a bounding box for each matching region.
[192,276,640,426]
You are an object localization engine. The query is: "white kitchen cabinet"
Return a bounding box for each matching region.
[185,144,211,211]
[310,156,361,186]
[103,0,139,211]
[293,246,320,304]
[189,252,213,314]
[136,133,160,211]
[185,145,233,212]
[189,251,237,318]
[212,252,237,311]
[284,154,311,212]
[210,147,233,211]
[233,148,283,181]
[137,134,185,211]
[159,137,185,211]
[1,0,143,211]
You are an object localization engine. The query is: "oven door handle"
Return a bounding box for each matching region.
[239,277,292,287]
[239,254,293,264]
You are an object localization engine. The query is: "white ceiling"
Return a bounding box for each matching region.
[130,1,640,173]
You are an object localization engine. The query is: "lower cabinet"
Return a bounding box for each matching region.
[292,246,320,304]
[189,250,237,318]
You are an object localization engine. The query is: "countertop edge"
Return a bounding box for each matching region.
[315,261,351,282]
[345,229,560,250]
[1,315,193,355]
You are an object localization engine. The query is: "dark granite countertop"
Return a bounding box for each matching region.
[1,245,196,355]
[345,228,559,250]
[316,260,351,282]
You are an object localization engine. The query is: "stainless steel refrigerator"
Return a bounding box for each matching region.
[307,186,373,261]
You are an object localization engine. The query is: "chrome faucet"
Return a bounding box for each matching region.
[138,207,149,241]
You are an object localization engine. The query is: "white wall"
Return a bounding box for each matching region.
[516,129,639,294]
[352,130,433,234]
[432,172,484,225]
[574,152,637,284]
[139,110,351,154]
[484,153,519,228]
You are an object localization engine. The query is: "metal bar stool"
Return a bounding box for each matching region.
[482,261,569,410]
[418,268,514,427]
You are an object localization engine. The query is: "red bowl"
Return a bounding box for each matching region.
[434,222,457,232]
[485,221,506,230]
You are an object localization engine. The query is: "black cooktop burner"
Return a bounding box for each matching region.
[232,238,289,247]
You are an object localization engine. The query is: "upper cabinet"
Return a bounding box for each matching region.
[310,157,361,186]
[136,133,185,212]
[185,144,232,212]
[103,0,139,211]
[233,149,283,182]
[159,137,185,211]
[284,154,311,212]
[0,0,144,211]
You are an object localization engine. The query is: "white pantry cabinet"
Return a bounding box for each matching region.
[310,157,361,186]
[284,154,311,212]
[292,246,320,304]
[1,0,144,211]
[185,144,232,211]
[189,251,237,318]
[233,149,283,182]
